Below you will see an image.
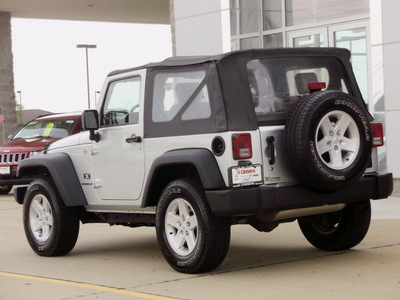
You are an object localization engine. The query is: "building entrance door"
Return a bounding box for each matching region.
[287,21,370,105]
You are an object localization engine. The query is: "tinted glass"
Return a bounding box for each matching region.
[286,0,369,26]
[334,28,368,103]
[152,70,210,123]
[263,33,283,48]
[247,57,350,123]
[263,0,283,30]
[239,0,259,34]
[240,37,260,50]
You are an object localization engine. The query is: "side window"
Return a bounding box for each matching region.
[103,77,141,126]
[152,70,211,123]
[182,86,211,120]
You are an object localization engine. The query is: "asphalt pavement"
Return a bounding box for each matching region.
[0,192,399,300]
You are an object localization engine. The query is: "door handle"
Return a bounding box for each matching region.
[126,135,142,143]
[91,145,100,155]
[266,136,275,165]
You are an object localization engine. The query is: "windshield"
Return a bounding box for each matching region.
[247,56,351,124]
[12,117,79,140]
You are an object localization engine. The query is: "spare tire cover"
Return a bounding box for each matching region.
[285,90,372,192]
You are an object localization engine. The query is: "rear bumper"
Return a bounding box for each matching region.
[205,173,393,217]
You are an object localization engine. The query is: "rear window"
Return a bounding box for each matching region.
[247,57,351,124]
[13,117,79,140]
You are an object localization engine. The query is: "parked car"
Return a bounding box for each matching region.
[15,48,393,273]
[0,112,82,194]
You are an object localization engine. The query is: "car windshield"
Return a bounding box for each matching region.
[12,117,79,140]
[247,56,351,124]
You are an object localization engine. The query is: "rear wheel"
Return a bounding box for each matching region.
[156,179,230,273]
[23,178,80,256]
[298,200,371,251]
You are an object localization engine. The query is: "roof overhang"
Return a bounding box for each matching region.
[0,0,170,24]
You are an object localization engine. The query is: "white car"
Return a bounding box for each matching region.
[15,48,393,273]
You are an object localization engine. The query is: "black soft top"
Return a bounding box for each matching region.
[108,48,351,76]
[110,48,369,136]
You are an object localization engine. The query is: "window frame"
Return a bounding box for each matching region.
[100,75,142,127]
[144,63,227,138]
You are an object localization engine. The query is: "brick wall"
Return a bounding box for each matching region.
[0,12,17,144]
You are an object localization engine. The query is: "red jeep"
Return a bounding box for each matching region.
[0,112,82,194]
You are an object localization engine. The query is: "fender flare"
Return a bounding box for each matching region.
[142,149,226,208]
[18,152,88,207]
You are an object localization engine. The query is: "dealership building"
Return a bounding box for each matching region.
[0,0,399,190]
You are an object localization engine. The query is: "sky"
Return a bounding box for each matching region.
[11,18,172,113]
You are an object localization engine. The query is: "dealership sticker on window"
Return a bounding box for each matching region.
[43,123,54,137]
[229,164,263,187]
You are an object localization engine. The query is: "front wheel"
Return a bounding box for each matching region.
[156,179,230,273]
[0,184,12,195]
[23,178,80,256]
[298,200,371,251]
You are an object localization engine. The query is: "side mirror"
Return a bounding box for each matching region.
[81,110,100,142]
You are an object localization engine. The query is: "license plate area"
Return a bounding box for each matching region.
[229,164,263,187]
[0,166,10,175]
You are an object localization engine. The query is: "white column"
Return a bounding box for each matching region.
[172,0,231,56]
[370,0,400,192]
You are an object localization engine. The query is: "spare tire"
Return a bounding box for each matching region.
[285,90,372,192]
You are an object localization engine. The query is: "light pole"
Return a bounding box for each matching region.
[17,91,22,126]
[76,44,97,109]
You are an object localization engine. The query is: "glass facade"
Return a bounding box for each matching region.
[230,0,370,104]
[262,0,282,31]
[263,33,283,48]
[240,36,260,49]
[293,34,324,47]
[286,0,369,26]
[239,0,259,34]
[334,28,368,103]
[230,0,369,49]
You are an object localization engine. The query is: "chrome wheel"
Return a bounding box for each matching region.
[315,110,360,170]
[165,198,198,256]
[29,194,54,242]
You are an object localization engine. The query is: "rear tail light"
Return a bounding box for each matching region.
[232,133,252,160]
[371,123,384,147]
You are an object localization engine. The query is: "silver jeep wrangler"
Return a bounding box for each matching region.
[15,48,393,273]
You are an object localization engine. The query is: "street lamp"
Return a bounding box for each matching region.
[76,44,97,109]
[17,91,22,126]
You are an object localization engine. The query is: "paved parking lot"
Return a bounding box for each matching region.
[1,192,399,300]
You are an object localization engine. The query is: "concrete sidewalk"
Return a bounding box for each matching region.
[0,194,399,300]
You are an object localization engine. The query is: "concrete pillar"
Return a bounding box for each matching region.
[370,0,400,193]
[172,0,231,56]
[0,12,17,143]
